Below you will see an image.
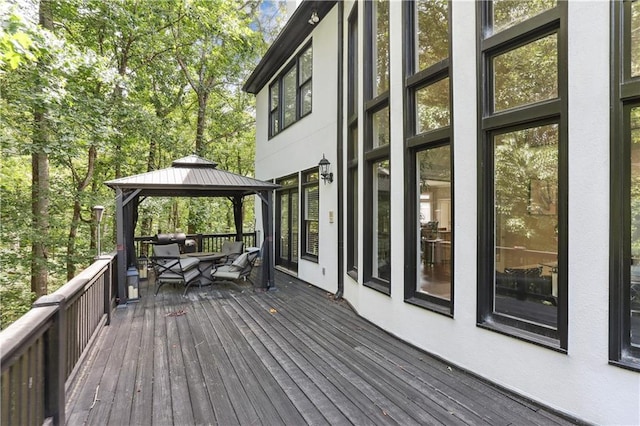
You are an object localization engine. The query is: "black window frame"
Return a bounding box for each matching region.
[268,43,313,138]
[477,1,568,351]
[347,5,359,280]
[301,168,319,262]
[363,0,391,295]
[610,0,640,370]
[403,0,454,316]
[275,174,300,272]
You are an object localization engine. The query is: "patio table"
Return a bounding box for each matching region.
[186,252,227,285]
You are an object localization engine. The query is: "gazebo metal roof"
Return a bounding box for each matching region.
[105,155,279,196]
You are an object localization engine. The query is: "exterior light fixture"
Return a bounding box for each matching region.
[308,10,319,25]
[93,205,105,258]
[318,154,333,184]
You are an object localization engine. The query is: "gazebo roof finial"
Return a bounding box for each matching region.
[172,154,218,169]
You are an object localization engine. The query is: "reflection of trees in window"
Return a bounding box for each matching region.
[347,6,358,275]
[270,84,279,134]
[419,146,450,182]
[372,106,390,148]
[479,0,565,345]
[416,0,448,70]
[299,48,312,82]
[373,0,389,97]
[630,107,640,257]
[632,0,640,77]
[494,125,558,253]
[365,0,391,290]
[493,34,558,112]
[299,47,313,116]
[405,0,452,311]
[491,0,556,35]
[283,67,296,127]
[416,77,450,133]
[374,160,391,281]
[269,45,312,136]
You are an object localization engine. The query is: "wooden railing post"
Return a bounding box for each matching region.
[33,294,67,426]
[103,257,112,326]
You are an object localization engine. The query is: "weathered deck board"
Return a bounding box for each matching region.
[286,283,567,426]
[256,295,471,425]
[65,271,580,426]
[233,295,390,425]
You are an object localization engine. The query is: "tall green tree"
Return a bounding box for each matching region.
[30,0,54,296]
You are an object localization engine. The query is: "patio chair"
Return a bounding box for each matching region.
[218,240,244,264]
[210,247,260,285]
[150,243,201,296]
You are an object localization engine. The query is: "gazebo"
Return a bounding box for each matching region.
[105,155,280,303]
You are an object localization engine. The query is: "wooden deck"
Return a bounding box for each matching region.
[65,270,578,426]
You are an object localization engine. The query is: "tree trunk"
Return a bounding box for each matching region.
[31,149,49,296]
[31,0,53,297]
[195,92,208,155]
[66,146,97,279]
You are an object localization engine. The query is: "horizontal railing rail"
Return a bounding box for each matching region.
[134,231,258,258]
[0,253,116,426]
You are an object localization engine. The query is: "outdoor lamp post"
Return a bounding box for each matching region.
[93,205,104,258]
[318,154,333,184]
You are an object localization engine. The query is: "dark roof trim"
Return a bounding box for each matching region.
[243,0,337,94]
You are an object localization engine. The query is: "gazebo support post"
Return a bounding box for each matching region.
[259,190,275,289]
[233,195,243,242]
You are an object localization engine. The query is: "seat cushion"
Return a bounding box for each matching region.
[211,265,241,280]
[179,257,200,271]
[158,267,201,283]
[229,252,250,271]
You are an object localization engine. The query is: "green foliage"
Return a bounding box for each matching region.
[1,0,276,328]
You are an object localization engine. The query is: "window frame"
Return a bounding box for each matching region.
[610,0,640,370]
[403,0,454,315]
[347,5,359,280]
[268,43,313,138]
[275,174,300,272]
[477,1,568,351]
[363,0,391,294]
[301,168,319,262]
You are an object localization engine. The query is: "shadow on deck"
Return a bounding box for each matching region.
[65,270,576,426]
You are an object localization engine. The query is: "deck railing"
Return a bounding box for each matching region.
[134,231,258,257]
[0,253,116,426]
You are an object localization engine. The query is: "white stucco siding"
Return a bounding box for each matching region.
[339,2,640,425]
[255,7,339,293]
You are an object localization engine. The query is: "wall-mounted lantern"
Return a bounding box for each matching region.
[318,154,333,184]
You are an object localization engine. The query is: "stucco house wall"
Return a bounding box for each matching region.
[248,1,640,424]
[254,6,339,293]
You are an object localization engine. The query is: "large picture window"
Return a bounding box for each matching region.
[478,1,567,349]
[363,0,391,293]
[404,0,453,314]
[269,44,313,137]
[611,0,640,369]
